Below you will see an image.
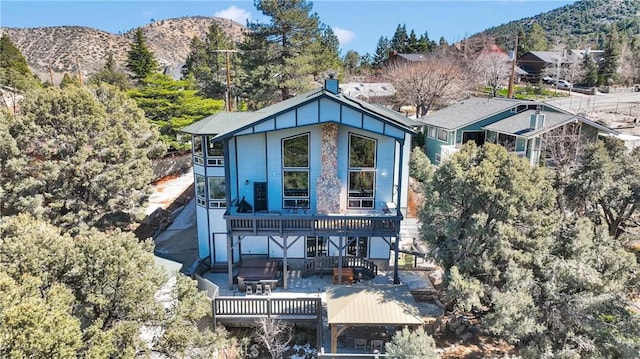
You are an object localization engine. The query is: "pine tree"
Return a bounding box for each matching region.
[184,23,232,99]
[238,0,340,108]
[521,23,548,53]
[126,28,158,81]
[581,52,598,86]
[127,73,224,150]
[0,85,164,231]
[88,51,131,90]
[0,34,39,90]
[598,23,621,85]
[373,36,390,69]
[390,24,408,53]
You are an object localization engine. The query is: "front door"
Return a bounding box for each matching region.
[254,182,267,212]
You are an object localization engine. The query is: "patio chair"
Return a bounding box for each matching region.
[245,285,253,295]
[370,339,384,352]
[354,338,367,350]
[255,284,263,295]
[264,284,272,295]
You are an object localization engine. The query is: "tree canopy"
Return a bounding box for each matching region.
[0,33,39,90]
[126,28,159,81]
[184,22,235,100]
[0,214,237,358]
[0,85,164,232]
[127,73,224,151]
[419,142,640,357]
[88,52,132,90]
[238,0,341,109]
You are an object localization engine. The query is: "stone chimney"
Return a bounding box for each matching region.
[316,123,342,214]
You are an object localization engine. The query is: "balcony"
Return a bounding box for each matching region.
[224,210,402,237]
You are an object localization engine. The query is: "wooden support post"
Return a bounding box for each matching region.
[338,236,343,285]
[283,235,288,290]
[316,297,323,351]
[330,324,337,354]
[227,234,233,290]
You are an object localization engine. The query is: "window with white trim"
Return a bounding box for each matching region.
[436,128,448,142]
[208,177,226,208]
[192,135,204,165]
[206,137,224,166]
[348,134,376,209]
[195,174,206,206]
[428,126,436,138]
[282,133,310,208]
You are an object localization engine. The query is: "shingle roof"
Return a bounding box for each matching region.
[419,96,532,130]
[483,110,618,138]
[326,285,424,326]
[181,86,417,138]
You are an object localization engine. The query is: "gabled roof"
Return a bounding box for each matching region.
[524,51,571,64]
[419,96,535,130]
[326,285,424,326]
[181,86,417,139]
[483,110,619,138]
[395,53,432,62]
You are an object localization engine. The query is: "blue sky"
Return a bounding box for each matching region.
[1,0,577,55]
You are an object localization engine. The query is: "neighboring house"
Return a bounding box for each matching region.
[339,82,395,106]
[483,110,617,165]
[518,49,603,82]
[181,79,417,289]
[385,51,433,67]
[419,96,617,165]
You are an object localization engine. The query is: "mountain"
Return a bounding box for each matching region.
[0,16,245,84]
[475,0,640,50]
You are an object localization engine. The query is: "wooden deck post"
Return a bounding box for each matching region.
[330,324,337,353]
[227,234,233,289]
[282,234,288,290]
[316,297,323,351]
[338,236,343,285]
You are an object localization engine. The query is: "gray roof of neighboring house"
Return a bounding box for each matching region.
[483,110,618,138]
[526,51,572,64]
[339,82,396,98]
[396,53,432,62]
[418,96,533,130]
[181,86,418,138]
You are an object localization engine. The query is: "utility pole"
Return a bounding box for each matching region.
[213,49,239,112]
[507,34,518,99]
[48,60,54,85]
[76,56,83,83]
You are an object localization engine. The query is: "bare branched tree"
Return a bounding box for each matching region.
[540,122,584,169]
[383,55,473,117]
[253,316,293,359]
[475,51,510,97]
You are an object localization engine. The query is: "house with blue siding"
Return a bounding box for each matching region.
[420,96,616,165]
[181,79,417,289]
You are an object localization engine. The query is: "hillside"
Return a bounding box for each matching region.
[0,17,245,84]
[476,0,640,49]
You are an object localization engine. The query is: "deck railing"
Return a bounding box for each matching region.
[302,256,378,278]
[225,213,401,237]
[213,297,320,317]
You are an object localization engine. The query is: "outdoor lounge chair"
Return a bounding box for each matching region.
[354,338,367,349]
[255,284,263,295]
[370,339,384,352]
[245,285,253,295]
[264,284,272,295]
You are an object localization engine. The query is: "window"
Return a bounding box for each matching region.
[195,174,206,206]
[306,236,326,257]
[208,177,226,208]
[428,126,436,138]
[436,129,448,142]
[282,134,309,208]
[347,237,369,257]
[348,134,376,209]
[206,137,224,166]
[435,153,441,163]
[192,135,204,165]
